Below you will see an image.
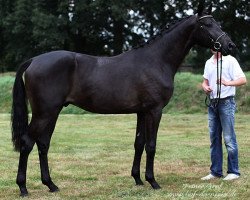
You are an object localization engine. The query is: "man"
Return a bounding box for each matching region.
[201,49,247,181]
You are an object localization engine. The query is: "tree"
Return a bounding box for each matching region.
[3,0,34,70]
[31,0,67,54]
[212,0,250,70]
[67,0,135,55]
[0,0,17,71]
[0,0,249,71]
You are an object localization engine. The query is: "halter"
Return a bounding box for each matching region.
[198,15,227,51]
[198,15,224,107]
[198,15,213,21]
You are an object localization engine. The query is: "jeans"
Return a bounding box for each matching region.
[208,97,240,177]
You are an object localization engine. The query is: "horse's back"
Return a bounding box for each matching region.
[26,50,75,73]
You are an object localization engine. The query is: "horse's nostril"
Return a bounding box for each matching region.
[228,42,236,51]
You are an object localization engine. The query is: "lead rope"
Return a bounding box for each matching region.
[205,50,223,107]
[215,50,223,107]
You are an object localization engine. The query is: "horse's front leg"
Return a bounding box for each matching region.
[131,113,146,185]
[144,109,162,189]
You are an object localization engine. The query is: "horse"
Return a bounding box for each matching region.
[11,3,236,196]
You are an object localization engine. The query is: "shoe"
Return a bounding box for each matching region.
[201,174,218,180]
[223,174,239,181]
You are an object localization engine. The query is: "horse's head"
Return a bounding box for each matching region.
[193,3,236,55]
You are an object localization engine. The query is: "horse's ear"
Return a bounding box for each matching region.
[208,3,212,14]
[197,0,205,16]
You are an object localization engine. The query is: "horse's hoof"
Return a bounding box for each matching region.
[151,182,161,190]
[49,188,59,193]
[146,179,161,189]
[135,178,144,186]
[20,192,28,197]
[49,186,59,193]
[19,188,28,197]
[47,182,59,193]
[136,181,144,186]
[152,184,161,189]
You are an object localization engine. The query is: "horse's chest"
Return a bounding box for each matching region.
[160,84,174,103]
[143,80,174,107]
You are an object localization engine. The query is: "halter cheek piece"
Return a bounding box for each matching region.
[198,15,226,50]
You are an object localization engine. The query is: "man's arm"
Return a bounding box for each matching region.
[220,77,247,87]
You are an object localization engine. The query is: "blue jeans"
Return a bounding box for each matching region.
[208,97,240,177]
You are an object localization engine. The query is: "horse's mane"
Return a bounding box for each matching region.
[133,15,192,49]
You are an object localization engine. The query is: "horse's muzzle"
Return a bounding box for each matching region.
[221,42,236,56]
[228,42,236,52]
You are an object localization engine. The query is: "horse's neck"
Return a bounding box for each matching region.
[153,16,197,73]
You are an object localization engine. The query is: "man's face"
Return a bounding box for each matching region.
[210,49,221,57]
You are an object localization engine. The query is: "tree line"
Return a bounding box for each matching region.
[0,0,249,72]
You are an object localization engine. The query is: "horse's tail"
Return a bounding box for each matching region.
[11,59,32,152]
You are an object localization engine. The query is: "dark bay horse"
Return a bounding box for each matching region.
[11,4,236,196]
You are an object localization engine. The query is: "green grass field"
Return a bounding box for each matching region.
[0,114,249,200]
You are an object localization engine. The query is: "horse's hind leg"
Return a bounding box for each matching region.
[29,111,60,192]
[16,135,35,196]
[37,138,59,192]
[131,113,146,185]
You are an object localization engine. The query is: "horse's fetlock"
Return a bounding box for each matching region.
[131,169,140,178]
[16,175,26,186]
[145,174,155,182]
[42,177,52,186]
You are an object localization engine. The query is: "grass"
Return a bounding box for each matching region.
[0,75,14,113]
[0,114,249,199]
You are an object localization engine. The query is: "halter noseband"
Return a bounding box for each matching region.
[198,15,226,51]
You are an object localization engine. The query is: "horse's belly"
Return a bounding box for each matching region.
[70,89,159,114]
[72,95,141,114]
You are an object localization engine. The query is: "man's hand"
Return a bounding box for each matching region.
[202,79,213,94]
[203,85,213,94]
[217,78,228,86]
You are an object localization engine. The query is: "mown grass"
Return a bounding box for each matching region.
[0,114,249,199]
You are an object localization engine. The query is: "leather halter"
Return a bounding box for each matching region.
[198,15,227,51]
